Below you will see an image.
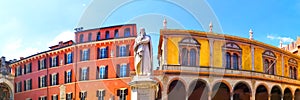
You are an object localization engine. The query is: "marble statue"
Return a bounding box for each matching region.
[134,28,153,76]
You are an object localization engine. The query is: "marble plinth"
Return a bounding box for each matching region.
[129,76,158,100]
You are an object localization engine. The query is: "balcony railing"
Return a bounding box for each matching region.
[162,65,300,85]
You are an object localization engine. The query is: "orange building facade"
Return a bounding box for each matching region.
[11,24,137,100]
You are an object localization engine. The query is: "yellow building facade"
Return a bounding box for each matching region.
[155,29,300,100]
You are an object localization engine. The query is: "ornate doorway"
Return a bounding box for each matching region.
[0,83,11,100]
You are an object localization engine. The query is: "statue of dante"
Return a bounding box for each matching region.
[134,28,153,76]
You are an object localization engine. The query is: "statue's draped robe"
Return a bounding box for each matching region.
[134,35,153,76]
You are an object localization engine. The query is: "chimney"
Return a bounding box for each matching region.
[59,41,63,47]
[1,56,5,66]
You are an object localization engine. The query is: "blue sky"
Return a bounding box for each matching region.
[0,0,299,63]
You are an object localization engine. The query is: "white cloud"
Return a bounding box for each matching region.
[279,37,294,43]
[267,35,275,40]
[267,35,294,43]
[47,30,75,47]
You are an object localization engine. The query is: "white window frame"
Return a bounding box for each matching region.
[40,59,45,69]
[119,45,127,57]
[26,79,31,90]
[26,63,31,73]
[40,75,46,87]
[51,73,58,85]
[80,91,87,99]
[120,63,127,77]
[16,66,21,76]
[66,70,72,83]
[52,94,58,100]
[67,52,72,64]
[52,56,57,67]
[39,96,47,100]
[83,49,89,61]
[26,98,32,100]
[100,47,108,59]
[97,89,105,100]
[66,93,73,100]
[16,81,21,92]
[99,66,106,79]
[119,88,128,100]
[81,67,88,81]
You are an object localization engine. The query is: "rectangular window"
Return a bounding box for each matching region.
[15,81,22,93]
[80,91,87,100]
[52,95,58,100]
[16,66,22,76]
[66,93,73,100]
[97,90,105,100]
[51,56,59,67]
[80,67,89,81]
[25,63,32,74]
[81,49,90,61]
[119,46,127,57]
[39,59,46,70]
[80,34,84,43]
[99,47,108,59]
[117,89,128,100]
[25,79,32,91]
[97,66,108,79]
[39,75,47,88]
[50,73,59,86]
[88,33,92,42]
[65,70,72,83]
[67,53,73,64]
[120,64,127,77]
[39,96,47,100]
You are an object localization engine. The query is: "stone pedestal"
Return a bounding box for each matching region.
[129,76,158,100]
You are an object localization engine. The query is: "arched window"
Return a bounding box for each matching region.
[190,49,196,66]
[226,53,231,69]
[262,50,276,75]
[79,34,84,43]
[88,33,92,42]
[182,48,188,66]
[114,29,119,38]
[96,32,101,41]
[232,53,239,70]
[179,38,200,66]
[264,60,269,74]
[223,42,242,70]
[105,31,110,39]
[124,28,130,37]
[269,60,274,75]
[294,67,297,79]
[288,58,298,79]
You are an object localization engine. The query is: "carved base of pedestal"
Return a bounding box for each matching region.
[129,76,158,100]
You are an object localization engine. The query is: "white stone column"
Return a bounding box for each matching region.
[281,54,284,76]
[209,39,214,67]
[251,45,255,71]
[208,91,212,100]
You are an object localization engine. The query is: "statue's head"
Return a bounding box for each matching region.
[140,27,146,36]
